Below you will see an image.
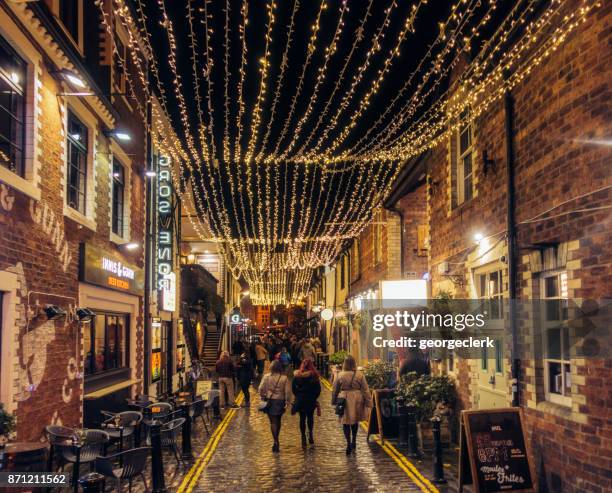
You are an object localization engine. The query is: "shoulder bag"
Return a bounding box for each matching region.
[334,371,356,417]
[258,375,282,412]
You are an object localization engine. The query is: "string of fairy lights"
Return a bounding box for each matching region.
[98,0,601,305]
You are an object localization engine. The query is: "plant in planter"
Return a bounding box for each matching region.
[395,373,457,422]
[0,403,16,448]
[329,350,349,365]
[364,360,397,389]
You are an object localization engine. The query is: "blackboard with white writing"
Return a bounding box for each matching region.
[459,408,535,493]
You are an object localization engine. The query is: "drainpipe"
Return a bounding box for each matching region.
[504,82,520,407]
[387,207,405,278]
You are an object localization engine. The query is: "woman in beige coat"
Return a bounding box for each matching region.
[332,355,372,455]
[259,360,292,453]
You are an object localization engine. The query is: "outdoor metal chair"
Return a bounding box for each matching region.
[44,425,75,471]
[160,417,186,465]
[190,399,209,434]
[101,411,143,452]
[59,429,109,489]
[144,401,173,423]
[95,446,150,493]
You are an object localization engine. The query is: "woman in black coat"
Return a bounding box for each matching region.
[291,358,321,447]
[236,351,254,406]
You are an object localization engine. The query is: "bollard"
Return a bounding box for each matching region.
[406,405,421,459]
[398,402,409,446]
[78,472,105,493]
[181,402,194,460]
[431,416,447,484]
[149,421,167,493]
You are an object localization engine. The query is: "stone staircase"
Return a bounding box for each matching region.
[201,316,221,369]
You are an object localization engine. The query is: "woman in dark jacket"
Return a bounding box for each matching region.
[292,358,322,447]
[236,351,254,406]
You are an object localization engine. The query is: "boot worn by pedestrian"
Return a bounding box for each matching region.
[308,431,314,445]
[272,443,280,453]
[301,434,307,448]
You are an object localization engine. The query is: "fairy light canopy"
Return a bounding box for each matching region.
[102,0,601,305]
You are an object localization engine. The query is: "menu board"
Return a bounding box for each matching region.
[459,408,535,493]
[367,389,399,444]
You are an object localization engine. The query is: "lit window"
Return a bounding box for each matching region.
[454,108,474,206]
[542,271,570,405]
[84,312,128,376]
[66,111,88,214]
[112,159,125,236]
[0,36,26,176]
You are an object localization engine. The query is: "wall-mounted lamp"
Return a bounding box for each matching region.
[104,129,131,142]
[474,232,484,244]
[145,170,156,178]
[75,307,95,322]
[122,242,140,251]
[44,305,67,320]
[59,69,86,89]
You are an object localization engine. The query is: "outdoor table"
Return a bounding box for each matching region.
[0,442,49,493]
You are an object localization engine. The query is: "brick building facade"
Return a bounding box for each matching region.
[0,0,152,439]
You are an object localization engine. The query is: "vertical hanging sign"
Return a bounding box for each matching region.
[157,155,175,310]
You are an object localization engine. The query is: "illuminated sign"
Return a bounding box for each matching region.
[79,243,143,295]
[161,272,176,312]
[157,155,174,291]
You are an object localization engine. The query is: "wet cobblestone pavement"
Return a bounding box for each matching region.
[188,383,424,493]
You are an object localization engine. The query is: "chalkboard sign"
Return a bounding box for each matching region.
[196,380,213,397]
[367,389,399,444]
[459,408,536,493]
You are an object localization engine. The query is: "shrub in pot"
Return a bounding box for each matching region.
[329,350,349,366]
[364,360,397,389]
[0,403,16,448]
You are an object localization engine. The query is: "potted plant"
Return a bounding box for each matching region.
[363,360,397,389]
[328,350,348,382]
[0,404,16,448]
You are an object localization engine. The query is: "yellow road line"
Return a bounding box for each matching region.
[322,378,438,493]
[177,392,244,493]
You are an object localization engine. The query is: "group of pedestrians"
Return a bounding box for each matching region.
[217,337,371,455]
[259,354,371,455]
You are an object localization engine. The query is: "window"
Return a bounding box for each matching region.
[542,271,570,405]
[481,346,488,370]
[113,33,127,93]
[0,37,26,176]
[66,111,88,214]
[495,341,503,373]
[340,256,346,290]
[351,240,360,281]
[454,108,474,205]
[83,312,129,376]
[477,269,504,320]
[111,159,125,236]
[447,350,455,373]
[59,0,80,43]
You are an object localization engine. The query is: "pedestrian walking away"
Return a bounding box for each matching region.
[292,358,321,448]
[332,355,372,455]
[236,351,254,407]
[216,351,238,408]
[254,340,268,378]
[258,360,292,453]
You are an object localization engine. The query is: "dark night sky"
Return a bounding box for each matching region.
[138,0,515,240]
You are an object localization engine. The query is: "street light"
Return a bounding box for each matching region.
[59,69,87,89]
[104,129,131,142]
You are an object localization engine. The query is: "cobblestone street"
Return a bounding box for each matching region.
[185,382,426,493]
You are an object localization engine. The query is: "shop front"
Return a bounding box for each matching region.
[78,243,144,427]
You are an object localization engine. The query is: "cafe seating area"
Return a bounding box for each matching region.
[35,386,221,492]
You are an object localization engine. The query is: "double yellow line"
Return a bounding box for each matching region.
[177,392,244,493]
[321,378,439,493]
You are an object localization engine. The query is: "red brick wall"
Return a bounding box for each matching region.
[0,63,146,440]
[425,1,612,490]
[396,184,429,278]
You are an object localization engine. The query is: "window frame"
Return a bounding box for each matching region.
[83,311,130,378]
[541,270,571,407]
[476,267,505,375]
[0,36,27,178]
[453,108,475,206]
[65,110,88,215]
[50,0,84,53]
[111,158,125,237]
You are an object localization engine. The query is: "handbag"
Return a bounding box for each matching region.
[258,375,282,413]
[334,371,356,417]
